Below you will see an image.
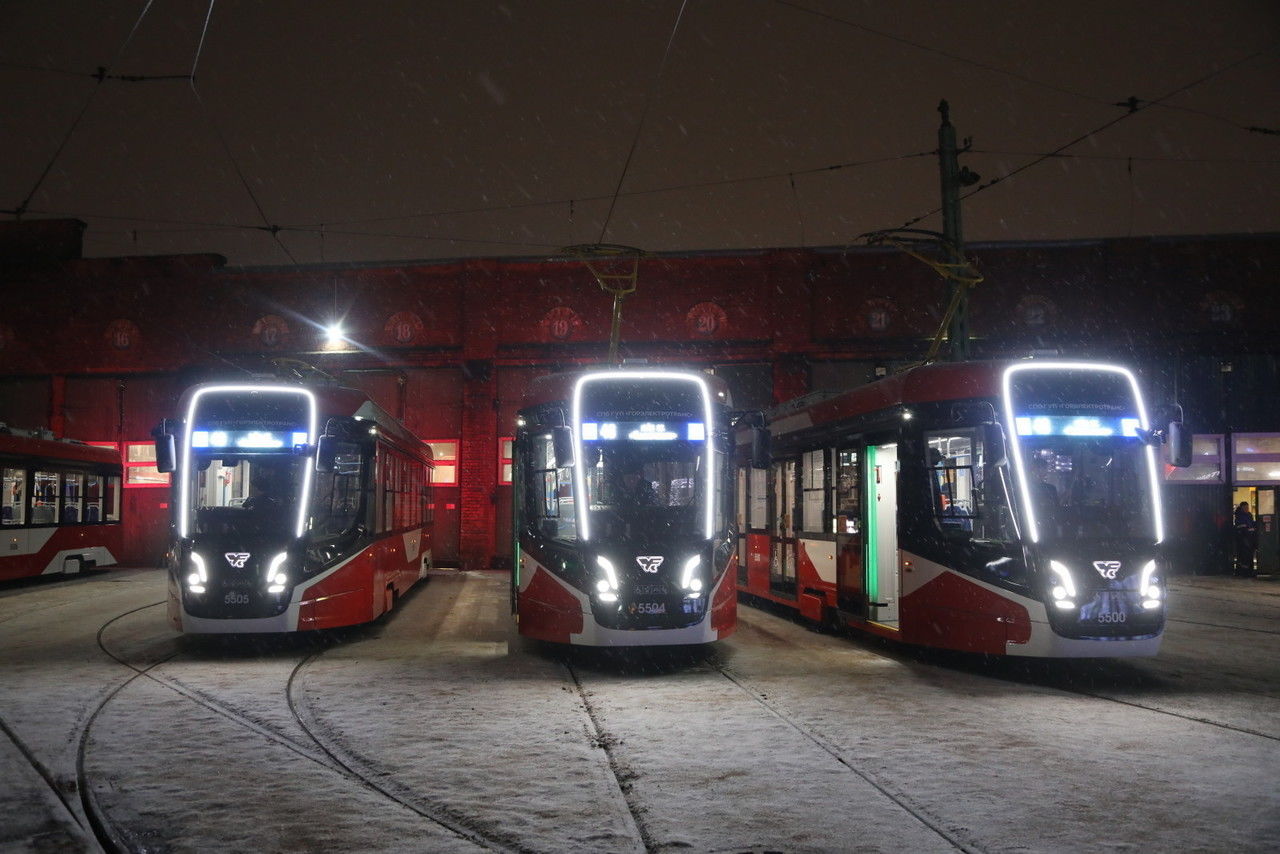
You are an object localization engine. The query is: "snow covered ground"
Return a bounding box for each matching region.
[1,568,1277,853]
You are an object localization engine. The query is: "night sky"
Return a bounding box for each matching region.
[3,1,1277,267]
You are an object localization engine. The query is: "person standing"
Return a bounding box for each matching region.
[1234,501,1257,577]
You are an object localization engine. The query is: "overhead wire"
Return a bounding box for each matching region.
[773,0,1280,136]
[889,41,1280,234]
[596,0,689,244]
[186,0,296,264]
[6,0,157,219]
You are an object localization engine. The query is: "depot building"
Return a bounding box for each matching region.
[1,219,1277,573]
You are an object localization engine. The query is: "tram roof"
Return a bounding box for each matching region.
[768,360,1014,437]
[521,367,731,410]
[175,380,428,458]
[0,429,122,467]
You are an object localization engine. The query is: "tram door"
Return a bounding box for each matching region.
[865,443,900,625]
[770,459,796,595]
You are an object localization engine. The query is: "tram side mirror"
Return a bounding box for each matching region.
[1166,421,1192,468]
[315,435,338,472]
[751,425,771,469]
[152,421,176,474]
[982,422,1007,468]
[552,426,575,468]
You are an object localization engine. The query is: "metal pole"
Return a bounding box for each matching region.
[937,100,969,362]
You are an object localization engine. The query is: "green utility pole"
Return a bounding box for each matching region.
[937,100,980,361]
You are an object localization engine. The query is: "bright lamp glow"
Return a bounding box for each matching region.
[325,323,345,346]
[187,552,207,593]
[681,555,702,589]
[1048,559,1077,599]
[595,554,618,590]
[266,552,289,593]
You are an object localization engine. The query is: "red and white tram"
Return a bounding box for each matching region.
[737,360,1191,657]
[512,368,737,645]
[1,428,123,581]
[155,381,433,633]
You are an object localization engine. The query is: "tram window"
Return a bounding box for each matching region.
[2,468,26,525]
[926,430,1017,543]
[832,449,860,534]
[84,475,104,522]
[311,443,363,537]
[61,472,83,523]
[104,476,121,522]
[748,467,767,530]
[32,470,59,525]
[801,449,826,532]
[525,434,576,541]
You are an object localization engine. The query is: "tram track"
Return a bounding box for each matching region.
[285,649,523,853]
[84,601,514,852]
[1067,686,1280,742]
[562,661,653,854]
[710,660,987,854]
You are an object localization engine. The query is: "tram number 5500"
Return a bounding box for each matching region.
[1095,612,1127,624]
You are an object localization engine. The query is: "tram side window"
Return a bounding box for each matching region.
[832,449,860,534]
[800,449,826,532]
[2,468,26,525]
[748,467,767,530]
[32,470,59,525]
[84,475,104,522]
[312,443,363,537]
[926,430,1016,543]
[525,433,576,541]
[61,472,83,523]
[104,475,121,522]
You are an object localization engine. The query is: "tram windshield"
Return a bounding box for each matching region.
[1006,367,1158,542]
[186,455,307,536]
[575,377,714,542]
[581,439,707,541]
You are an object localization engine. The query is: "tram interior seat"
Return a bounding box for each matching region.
[86,505,100,522]
[1,506,10,522]
[61,506,79,523]
[31,505,54,524]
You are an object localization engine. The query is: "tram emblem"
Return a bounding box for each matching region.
[225,552,251,569]
[636,556,664,573]
[1092,560,1122,579]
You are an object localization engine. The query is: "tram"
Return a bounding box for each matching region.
[1,428,123,581]
[512,368,738,645]
[737,360,1191,657]
[154,381,434,633]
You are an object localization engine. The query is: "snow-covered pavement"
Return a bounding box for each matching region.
[1,569,1277,853]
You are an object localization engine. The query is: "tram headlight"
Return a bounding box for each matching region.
[1048,560,1077,609]
[595,555,619,602]
[1139,559,1162,608]
[186,552,207,594]
[681,555,703,595]
[266,552,289,594]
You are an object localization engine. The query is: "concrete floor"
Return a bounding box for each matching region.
[1,568,1277,853]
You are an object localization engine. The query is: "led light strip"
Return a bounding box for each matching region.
[571,370,715,541]
[178,384,318,539]
[1001,362,1164,544]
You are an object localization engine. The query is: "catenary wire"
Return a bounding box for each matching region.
[773,0,1280,136]
[889,40,1280,234]
[596,0,689,244]
[8,0,157,218]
